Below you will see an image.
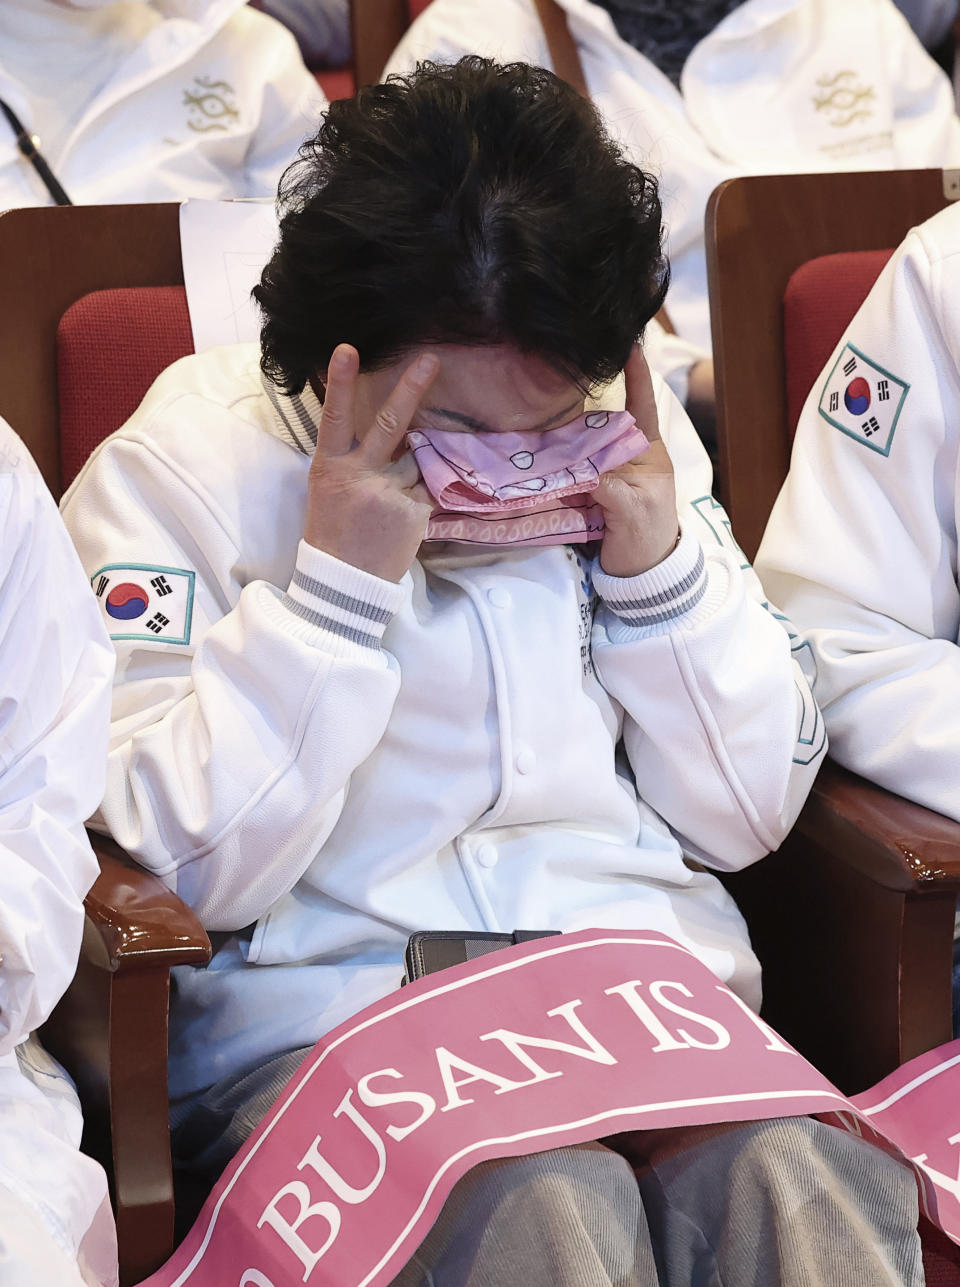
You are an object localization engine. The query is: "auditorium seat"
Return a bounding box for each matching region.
[705,170,960,1092]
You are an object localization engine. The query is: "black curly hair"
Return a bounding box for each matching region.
[255,56,669,395]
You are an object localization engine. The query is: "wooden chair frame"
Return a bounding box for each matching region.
[351,0,410,86]
[42,838,210,1285]
[0,203,184,493]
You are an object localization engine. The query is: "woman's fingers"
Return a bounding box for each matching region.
[625,342,661,443]
[360,353,440,468]
[318,343,361,455]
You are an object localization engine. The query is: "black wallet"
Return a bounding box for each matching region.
[401,929,560,984]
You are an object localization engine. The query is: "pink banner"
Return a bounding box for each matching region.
[138,929,960,1287]
[845,1044,960,1238]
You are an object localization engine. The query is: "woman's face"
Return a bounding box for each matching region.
[351,344,588,440]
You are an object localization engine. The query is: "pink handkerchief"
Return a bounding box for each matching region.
[408,409,648,547]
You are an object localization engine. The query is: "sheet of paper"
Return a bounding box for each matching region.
[179,199,280,353]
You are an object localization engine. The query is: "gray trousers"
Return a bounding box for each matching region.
[172,1050,923,1287]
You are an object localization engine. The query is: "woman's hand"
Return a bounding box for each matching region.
[590,345,679,578]
[303,344,439,582]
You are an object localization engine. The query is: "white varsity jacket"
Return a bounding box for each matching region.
[61,343,825,1102]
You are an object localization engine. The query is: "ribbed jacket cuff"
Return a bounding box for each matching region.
[593,528,708,629]
[279,540,404,653]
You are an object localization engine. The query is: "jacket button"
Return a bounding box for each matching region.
[515,748,536,775]
[487,587,512,608]
[476,843,499,869]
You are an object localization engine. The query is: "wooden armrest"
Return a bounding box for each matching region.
[724,757,959,1092]
[41,835,211,1283]
[797,759,960,893]
[84,830,211,970]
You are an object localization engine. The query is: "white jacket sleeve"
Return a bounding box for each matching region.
[885,0,960,166]
[235,8,329,197]
[0,426,114,1055]
[60,407,406,932]
[756,213,960,822]
[591,380,825,870]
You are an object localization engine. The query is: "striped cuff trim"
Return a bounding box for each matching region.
[281,541,403,651]
[290,568,393,625]
[610,573,708,626]
[594,534,709,627]
[280,593,382,649]
[605,547,705,615]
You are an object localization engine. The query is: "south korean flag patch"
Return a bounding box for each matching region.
[818,343,909,457]
[91,563,195,644]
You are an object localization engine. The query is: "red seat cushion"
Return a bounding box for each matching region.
[783,249,893,436]
[315,67,356,101]
[57,286,194,491]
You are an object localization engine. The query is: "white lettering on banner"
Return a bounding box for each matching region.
[435,1048,534,1111]
[604,979,694,1052]
[714,985,796,1054]
[914,1132,960,1204]
[239,1273,276,1286]
[356,1069,437,1143]
[256,1182,340,1280]
[299,1090,387,1204]
[479,998,618,1082]
[648,982,730,1050]
[257,1001,624,1276]
[253,974,804,1279]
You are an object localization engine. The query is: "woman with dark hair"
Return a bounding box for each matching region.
[63,57,920,1285]
[387,0,960,428]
